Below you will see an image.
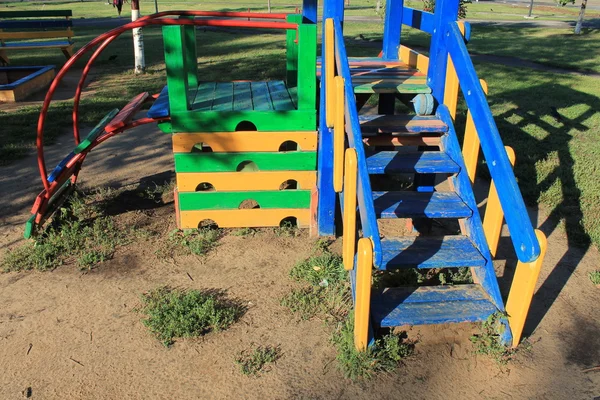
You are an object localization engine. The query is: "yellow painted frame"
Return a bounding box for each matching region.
[333,76,345,193]
[176,171,316,192]
[180,208,311,229]
[463,79,489,183]
[354,238,373,351]
[342,148,357,270]
[325,18,335,128]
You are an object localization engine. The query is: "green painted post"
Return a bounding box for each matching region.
[180,16,198,91]
[296,23,317,112]
[162,25,190,115]
[286,14,301,88]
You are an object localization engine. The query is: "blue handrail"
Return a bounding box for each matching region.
[333,18,383,268]
[444,22,540,263]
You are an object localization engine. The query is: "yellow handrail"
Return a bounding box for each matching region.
[354,237,373,351]
[333,76,345,193]
[325,18,334,128]
[343,148,357,270]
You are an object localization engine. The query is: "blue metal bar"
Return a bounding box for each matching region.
[401,7,434,34]
[382,0,403,60]
[427,0,458,103]
[302,0,317,24]
[444,22,540,263]
[334,19,382,268]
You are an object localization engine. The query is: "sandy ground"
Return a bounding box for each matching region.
[1,112,599,399]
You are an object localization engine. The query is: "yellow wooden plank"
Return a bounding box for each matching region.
[463,79,488,183]
[172,131,317,153]
[333,76,345,193]
[483,146,516,257]
[325,18,334,128]
[343,149,357,270]
[506,229,547,347]
[0,30,74,40]
[176,171,316,192]
[180,208,311,229]
[398,45,429,73]
[354,238,373,352]
[443,55,459,119]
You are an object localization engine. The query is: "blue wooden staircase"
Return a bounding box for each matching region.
[318,5,545,351]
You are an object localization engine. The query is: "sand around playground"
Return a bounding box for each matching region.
[1,108,599,399]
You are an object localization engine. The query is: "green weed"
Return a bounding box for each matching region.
[275,220,301,237]
[138,287,244,347]
[1,191,126,272]
[470,313,515,365]
[231,227,256,237]
[156,229,220,258]
[290,252,347,287]
[236,345,282,376]
[589,270,600,285]
[331,317,413,380]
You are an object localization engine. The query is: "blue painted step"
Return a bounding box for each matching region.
[371,285,498,327]
[373,191,472,219]
[147,85,170,119]
[366,151,460,174]
[380,235,485,270]
[359,115,448,134]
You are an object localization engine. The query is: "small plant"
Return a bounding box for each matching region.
[331,318,413,380]
[275,220,300,237]
[470,313,515,365]
[290,252,347,288]
[231,227,255,237]
[138,287,244,346]
[589,270,600,286]
[156,229,220,258]
[236,345,282,376]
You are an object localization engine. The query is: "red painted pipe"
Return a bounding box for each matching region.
[38,11,298,190]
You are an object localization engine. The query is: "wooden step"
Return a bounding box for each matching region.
[363,135,441,147]
[365,151,460,175]
[380,235,485,270]
[359,115,447,134]
[371,285,498,327]
[372,191,472,219]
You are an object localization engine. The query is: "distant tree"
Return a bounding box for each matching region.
[422,0,470,18]
[574,0,587,34]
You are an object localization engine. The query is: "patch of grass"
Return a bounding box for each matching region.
[470,313,515,365]
[331,317,414,380]
[1,191,126,272]
[138,287,244,347]
[156,229,220,258]
[589,270,600,286]
[290,252,347,287]
[236,345,282,376]
[274,220,301,238]
[231,227,256,237]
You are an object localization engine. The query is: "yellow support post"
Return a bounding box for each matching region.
[506,229,547,347]
[443,56,459,119]
[483,146,516,257]
[325,18,335,128]
[354,238,373,352]
[462,79,488,184]
[333,76,345,193]
[343,148,357,270]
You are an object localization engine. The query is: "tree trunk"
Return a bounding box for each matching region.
[268,0,271,13]
[131,0,146,74]
[376,0,382,13]
[574,0,587,34]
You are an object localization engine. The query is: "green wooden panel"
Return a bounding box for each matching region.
[192,82,216,111]
[296,23,317,112]
[233,81,253,111]
[250,82,273,111]
[180,17,198,90]
[0,10,72,18]
[174,151,317,172]
[267,81,295,111]
[178,190,311,211]
[162,25,190,113]
[171,110,316,132]
[285,14,301,88]
[212,82,233,111]
[74,108,119,154]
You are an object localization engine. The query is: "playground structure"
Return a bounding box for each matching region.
[0,65,55,102]
[25,1,547,351]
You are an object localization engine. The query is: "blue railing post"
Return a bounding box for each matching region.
[427,0,458,103]
[302,0,317,23]
[382,0,403,60]
[317,0,345,235]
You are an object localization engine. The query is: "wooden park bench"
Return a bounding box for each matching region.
[0,10,75,65]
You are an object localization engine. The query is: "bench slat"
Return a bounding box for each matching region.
[0,19,72,29]
[0,30,73,40]
[0,10,72,18]
[1,40,72,50]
